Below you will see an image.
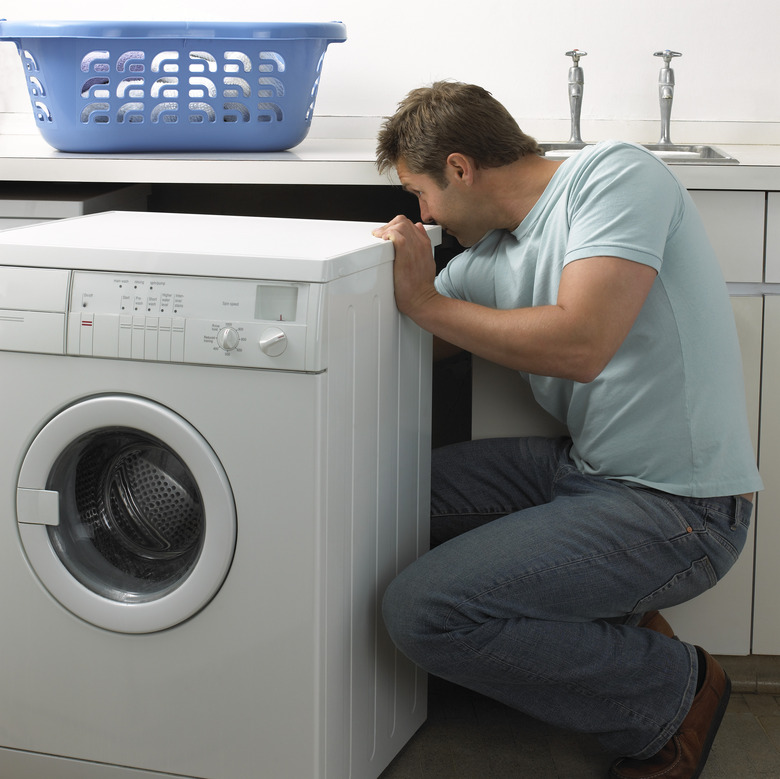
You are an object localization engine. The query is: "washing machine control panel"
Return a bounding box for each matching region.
[66,271,325,371]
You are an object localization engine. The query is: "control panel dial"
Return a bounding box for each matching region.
[216,326,240,352]
[258,326,287,357]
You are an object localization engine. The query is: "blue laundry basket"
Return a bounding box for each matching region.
[0,20,347,153]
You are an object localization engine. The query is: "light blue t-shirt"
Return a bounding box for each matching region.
[435,140,763,497]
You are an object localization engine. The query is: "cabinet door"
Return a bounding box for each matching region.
[0,217,53,231]
[753,295,780,653]
[766,193,780,283]
[471,356,567,440]
[688,190,765,283]
[662,296,762,655]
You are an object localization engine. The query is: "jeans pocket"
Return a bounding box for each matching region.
[702,505,750,566]
[632,556,718,614]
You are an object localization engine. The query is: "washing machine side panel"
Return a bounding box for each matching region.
[322,263,431,779]
[0,353,327,779]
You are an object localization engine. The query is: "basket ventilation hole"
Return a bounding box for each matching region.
[117,51,145,73]
[190,51,217,73]
[259,52,285,73]
[151,51,180,73]
[225,52,252,72]
[34,102,52,123]
[117,103,145,123]
[258,103,283,122]
[81,51,110,73]
[22,50,39,71]
[189,77,217,98]
[151,77,178,99]
[117,77,144,99]
[151,103,180,123]
[224,77,252,98]
[188,103,216,123]
[258,77,284,98]
[81,77,110,98]
[223,103,250,122]
[29,76,45,97]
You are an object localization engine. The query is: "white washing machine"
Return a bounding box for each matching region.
[0,211,440,779]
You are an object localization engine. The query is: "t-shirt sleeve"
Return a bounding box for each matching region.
[433,231,502,306]
[434,262,459,297]
[563,145,684,273]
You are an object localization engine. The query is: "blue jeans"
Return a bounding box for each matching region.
[382,436,752,758]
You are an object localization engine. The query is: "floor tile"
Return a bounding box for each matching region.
[380,682,780,778]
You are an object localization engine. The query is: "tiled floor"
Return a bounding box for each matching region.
[380,661,780,778]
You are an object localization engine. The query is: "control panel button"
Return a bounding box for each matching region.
[258,326,287,357]
[217,326,240,352]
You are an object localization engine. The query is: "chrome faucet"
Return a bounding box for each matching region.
[654,49,682,145]
[565,49,587,144]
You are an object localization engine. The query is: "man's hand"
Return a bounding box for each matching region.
[373,216,438,318]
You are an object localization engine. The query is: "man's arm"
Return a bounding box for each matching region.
[374,216,658,383]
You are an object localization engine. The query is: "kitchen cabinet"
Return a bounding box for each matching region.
[754,295,780,653]
[688,190,766,283]
[662,295,761,654]
[471,358,566,440]
[766,192,780,282]
[752,192,780,654]
[0,183,149,230]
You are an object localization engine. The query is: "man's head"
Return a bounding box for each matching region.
[376,81,541,188]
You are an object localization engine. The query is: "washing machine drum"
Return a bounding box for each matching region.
[17,396,236,633]
[66,431,204,597]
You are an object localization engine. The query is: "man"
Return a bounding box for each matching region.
[372,81,762,779]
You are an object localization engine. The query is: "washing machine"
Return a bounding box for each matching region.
[0,211,440,779]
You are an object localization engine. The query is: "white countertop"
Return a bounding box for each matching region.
[1,115,779,190]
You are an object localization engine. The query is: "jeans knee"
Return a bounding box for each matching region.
[382,566,442,667]
[382,572,417,649]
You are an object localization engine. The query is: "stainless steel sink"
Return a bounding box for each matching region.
[642,144,738,164]
[538,142,589,159]
[539,142,739,164]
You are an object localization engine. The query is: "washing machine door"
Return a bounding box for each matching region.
[17,395,236,634]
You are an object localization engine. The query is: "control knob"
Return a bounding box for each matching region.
[216,326,240,352]
[258,326,287,357]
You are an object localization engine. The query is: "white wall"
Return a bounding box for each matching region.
[1,0,776,135]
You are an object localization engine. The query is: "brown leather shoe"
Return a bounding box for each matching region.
[609,648,731,779]
[637,610,675,639]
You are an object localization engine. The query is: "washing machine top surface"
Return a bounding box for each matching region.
[0,211,442,281]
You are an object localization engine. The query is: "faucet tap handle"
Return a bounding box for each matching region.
[564,50,587,145]
[653,51,681,145]
[654,50,682,65]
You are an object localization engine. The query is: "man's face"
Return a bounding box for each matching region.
[397,158,484,247]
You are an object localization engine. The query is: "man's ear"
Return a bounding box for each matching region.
[445,153,476,186]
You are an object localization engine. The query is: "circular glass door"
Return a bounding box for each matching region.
[17,395,236,633]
